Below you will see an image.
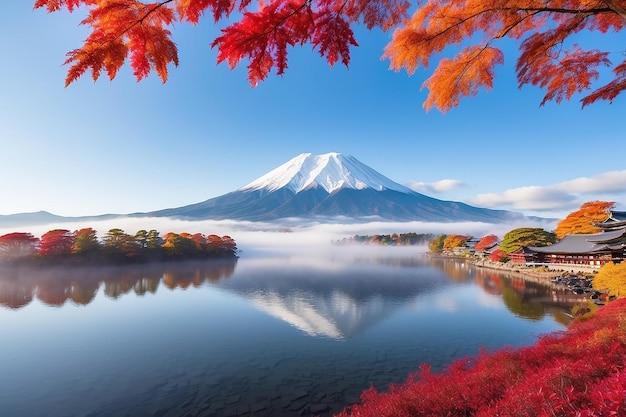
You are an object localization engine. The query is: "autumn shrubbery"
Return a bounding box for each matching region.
[593,261,626,299]
[334,299,626,417]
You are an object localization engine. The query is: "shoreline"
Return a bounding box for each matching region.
[428,253,568,281]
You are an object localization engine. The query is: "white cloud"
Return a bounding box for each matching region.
[466,170,626,214]
[553,170,626,194]
[406,179,466,194]
[468,186,577,211]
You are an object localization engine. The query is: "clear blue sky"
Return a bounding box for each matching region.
[1,3,625,220]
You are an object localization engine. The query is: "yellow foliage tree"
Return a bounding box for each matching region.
[442,234,468,251]
[554,201,614,239]
[593,262,626,299]
[429,234,447,253]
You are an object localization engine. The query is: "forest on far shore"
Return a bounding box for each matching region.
[335,233,436,246]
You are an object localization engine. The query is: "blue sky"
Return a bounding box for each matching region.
[1,2,625,220]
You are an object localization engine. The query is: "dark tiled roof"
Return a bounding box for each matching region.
[610,211,626,222]
[598,210,626,224]
[529,228,626,254]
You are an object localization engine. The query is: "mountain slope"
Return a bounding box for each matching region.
[147,152,525,223]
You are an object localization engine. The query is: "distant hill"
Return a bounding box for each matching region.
[0,211,118,229]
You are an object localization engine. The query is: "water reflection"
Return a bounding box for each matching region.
[213,254,443,340]
[0,260,237,309]
[1,254,589,336]
[0,252,589,417]
[429,258,588,325]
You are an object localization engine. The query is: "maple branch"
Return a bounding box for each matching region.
[445,11,539,93]
[117,0,175,38]
[600,0,626,20]
[81,1,175,59]
[514,6,612,15]
[429,6,605,41]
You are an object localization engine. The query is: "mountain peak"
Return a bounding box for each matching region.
[240,152,413,194]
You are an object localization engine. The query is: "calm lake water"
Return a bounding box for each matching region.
[0,246,587,417]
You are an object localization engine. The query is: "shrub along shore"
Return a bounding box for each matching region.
[334,297,626,417]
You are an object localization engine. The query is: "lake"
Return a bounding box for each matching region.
[0,246,587,417]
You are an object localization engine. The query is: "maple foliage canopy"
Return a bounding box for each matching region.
[554,200,615,239]
[35,0,626,111]
[474,234,498,252]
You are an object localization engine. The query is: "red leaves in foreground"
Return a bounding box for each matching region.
[383,0,626,111]
[334,298,626,417]
[34,0,407,87]
[212,1,359,86]
[35,1,626,110]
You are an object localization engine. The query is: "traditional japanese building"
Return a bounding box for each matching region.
[595,210,626,231]
[519,210,626,270]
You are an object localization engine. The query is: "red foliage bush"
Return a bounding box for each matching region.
[334,299,626,417]
[474,234,498,252]
[489,248,508,262]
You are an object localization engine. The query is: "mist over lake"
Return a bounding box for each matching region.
[0,241,584,417]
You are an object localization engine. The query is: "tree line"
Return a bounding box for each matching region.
[0,227,238,264]
[336,233,436,246]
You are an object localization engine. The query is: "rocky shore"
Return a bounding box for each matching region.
[469,258,563,279]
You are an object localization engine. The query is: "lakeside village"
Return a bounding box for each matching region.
[340,203,626,308]
[432,208,626,307]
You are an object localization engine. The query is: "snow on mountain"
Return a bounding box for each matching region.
[240,152,413,194]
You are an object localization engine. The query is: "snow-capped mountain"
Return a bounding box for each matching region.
[241,152,412,194]
[147,152,525,223]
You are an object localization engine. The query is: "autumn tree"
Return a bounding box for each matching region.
[219,235,238,256]
[162,232,197,257]
[35,1,626,111]
[102,228,139,257]
[0,232,40,260]
[554,201,615,239]
[39,229,75,256]
[73,227,101,254]
[429,234,447,253]
[499,227,556,253]
[489,248,509,263]
[442,234,469,251]
[475,234,499,252]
